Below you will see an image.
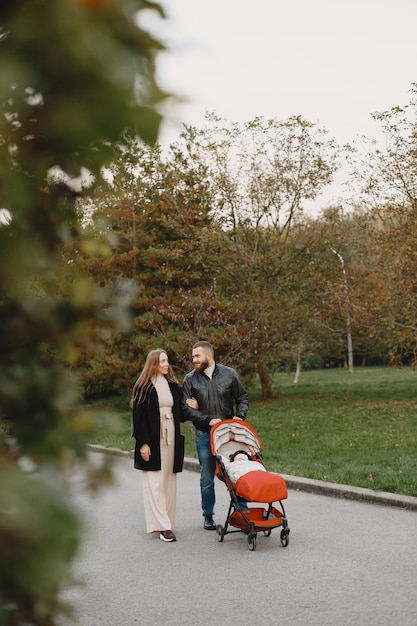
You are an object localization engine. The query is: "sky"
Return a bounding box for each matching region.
[141,0,417,208]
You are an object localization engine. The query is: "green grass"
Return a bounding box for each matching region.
[86,366,417,497]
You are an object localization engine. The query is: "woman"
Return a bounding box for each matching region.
[131,349,185,542]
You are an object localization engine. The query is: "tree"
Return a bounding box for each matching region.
[69,135,257,392]
[365,206,417,365]
[178,114,340,398]
[301,206,392,369]
[349,84,417,211]
[347,85,417,363]
[0,1,168,623]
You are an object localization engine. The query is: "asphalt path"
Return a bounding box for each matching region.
[58,453,417,626]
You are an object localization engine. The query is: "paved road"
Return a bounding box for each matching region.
[59,453,417,626]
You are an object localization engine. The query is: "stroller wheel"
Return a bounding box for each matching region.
[216,524,225,543]
[248,533,257,551]
[280,529,290,547]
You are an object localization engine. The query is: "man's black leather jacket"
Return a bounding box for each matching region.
[181,363,249,432]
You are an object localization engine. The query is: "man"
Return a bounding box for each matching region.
[182,341,249,530]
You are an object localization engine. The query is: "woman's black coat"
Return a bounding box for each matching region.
[132,380,184,473]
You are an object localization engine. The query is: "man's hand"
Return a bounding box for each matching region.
[186,397,199,410]
[140,444,150,461]
[209,418,221,427]
[233,416,243,420]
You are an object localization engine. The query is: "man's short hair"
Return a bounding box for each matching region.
[193,340,214,355]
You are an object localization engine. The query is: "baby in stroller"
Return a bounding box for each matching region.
[211,419,290,550]
[222,449,266,484]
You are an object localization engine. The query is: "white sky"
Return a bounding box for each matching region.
[143,0,417,207]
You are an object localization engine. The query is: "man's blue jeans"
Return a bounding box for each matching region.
[195,429,216,517]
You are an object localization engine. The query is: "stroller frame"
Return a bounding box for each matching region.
[211,420,290,551]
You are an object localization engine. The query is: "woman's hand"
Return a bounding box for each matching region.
[186,397,199,410]
[140,444,151,462]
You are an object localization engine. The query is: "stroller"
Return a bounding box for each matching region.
[210,419,290,551]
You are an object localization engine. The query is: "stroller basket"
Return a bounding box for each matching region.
[210,419,290,551]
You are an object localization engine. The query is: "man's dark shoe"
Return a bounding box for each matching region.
[204,515,216,530]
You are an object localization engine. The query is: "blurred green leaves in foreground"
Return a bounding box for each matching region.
[0,1,170,623]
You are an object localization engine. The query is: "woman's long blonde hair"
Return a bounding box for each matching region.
[130,349,179,408]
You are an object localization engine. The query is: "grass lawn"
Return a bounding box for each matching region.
[86,366,417,497]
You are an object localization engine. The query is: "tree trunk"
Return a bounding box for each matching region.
[257,361,274,400]
[293,337,304,384]
[347,326,354,373]
[332,248,354,374]
[294,356,301,384]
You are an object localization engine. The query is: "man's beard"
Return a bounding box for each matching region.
[194,358,209,373]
